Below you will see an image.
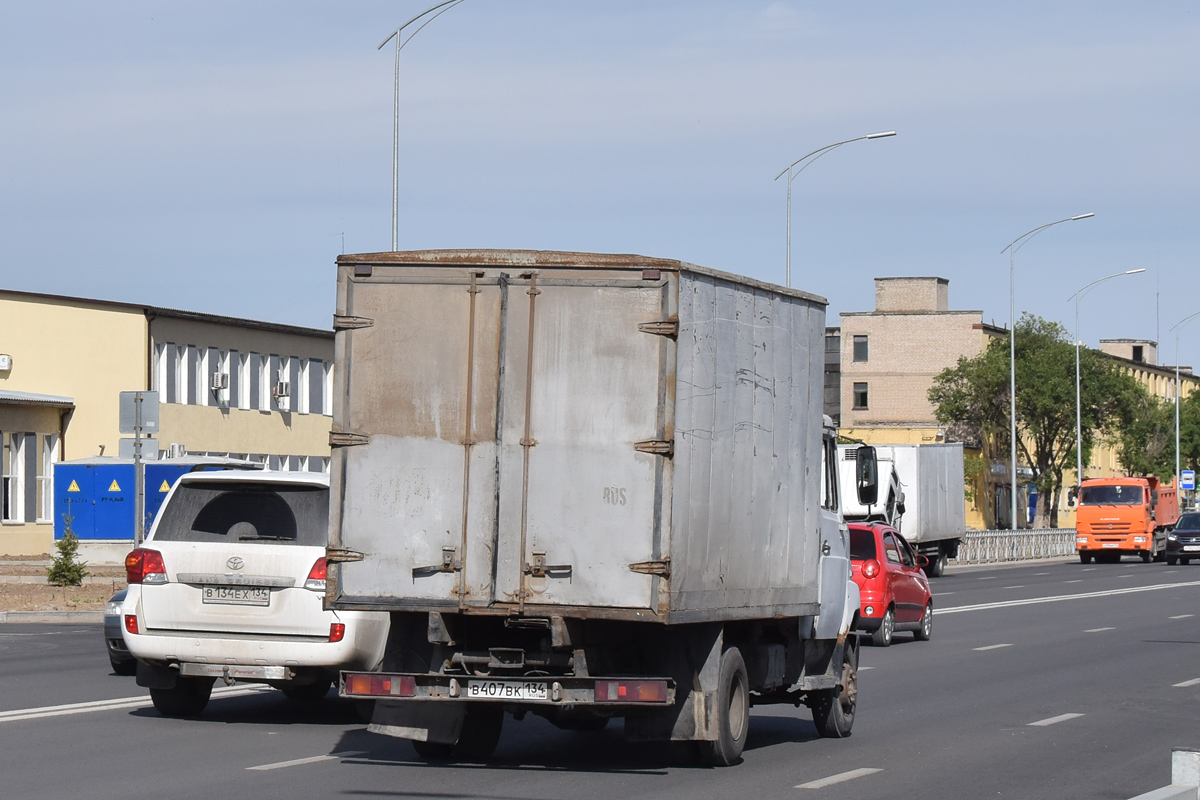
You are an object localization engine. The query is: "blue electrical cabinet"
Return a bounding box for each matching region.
[54,457,259,540]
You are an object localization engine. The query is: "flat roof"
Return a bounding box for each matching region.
[0,288,333,340]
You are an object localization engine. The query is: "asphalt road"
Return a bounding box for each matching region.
[3,559,1200,800]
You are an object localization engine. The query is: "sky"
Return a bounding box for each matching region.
[2,2,1199,362]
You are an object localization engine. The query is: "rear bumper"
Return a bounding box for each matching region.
[341,671,676,707]
[123,613,388,676]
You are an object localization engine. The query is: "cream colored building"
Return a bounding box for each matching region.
[0,289,333,555]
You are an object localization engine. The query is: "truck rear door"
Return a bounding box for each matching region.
[332,269,673,613]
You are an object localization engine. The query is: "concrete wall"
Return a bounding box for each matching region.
[158,404,330,461]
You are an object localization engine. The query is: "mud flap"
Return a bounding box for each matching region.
[136,661,178,690]
[369,699,466,745]
[623,622,722,743]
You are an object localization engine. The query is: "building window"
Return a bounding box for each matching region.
[2,432,37,523]
[853,335,869,362]
[37,434,58,523]
[825,334,840,353]
[853,382,869,410]
[1132,345,1144,363]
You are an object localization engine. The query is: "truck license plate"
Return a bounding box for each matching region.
[1101,543,1119,548]
[467,681,548,701]
[201,586,270,606]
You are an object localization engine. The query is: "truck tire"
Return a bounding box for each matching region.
[412,740,454,760]
[913,602,933,641]
[149,676,214,717]
[870,609,894,647]
[1167,556,1179,566]
[811,641,858,738]
[926,552,947,578]
[1079,553,1092,564]
[1140,551,1152,563]
[696,647,749,766]
[454,705,504,760]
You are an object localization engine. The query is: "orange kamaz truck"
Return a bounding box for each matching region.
[1075,476,1179,563]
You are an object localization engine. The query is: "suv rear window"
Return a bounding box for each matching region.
[152,482,328,546]
[850,529,877,561]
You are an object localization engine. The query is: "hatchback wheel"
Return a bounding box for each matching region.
[914,602,933,641]
[870,608,894,647]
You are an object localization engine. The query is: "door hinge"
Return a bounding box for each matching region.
[634,439,674,457]
[523,551,572,579]
[628,558,671,578]
[325,548,366,564]
[329,431,370,447]
[333,315,374,330]
[413,546,462,579]
[638,320,678,339]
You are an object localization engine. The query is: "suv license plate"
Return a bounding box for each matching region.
[202,586,270,606]
[1184,546,1200,552]
[467,681,548,701]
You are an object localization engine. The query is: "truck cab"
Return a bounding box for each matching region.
[1075,476,1178,563]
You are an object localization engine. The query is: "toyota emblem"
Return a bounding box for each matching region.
[227,556,245,571]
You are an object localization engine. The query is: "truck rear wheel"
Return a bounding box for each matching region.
[1140,551,1152,563]
[926,552,947,578]
[811,641,857,738]
[696,647,749,766]
[455,705,504,760]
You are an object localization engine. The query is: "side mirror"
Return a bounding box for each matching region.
[856,445,879,506]
[1151,490,1159,505]
[916,555,930,569]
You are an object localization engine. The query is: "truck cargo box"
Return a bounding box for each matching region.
[328,250,834,624]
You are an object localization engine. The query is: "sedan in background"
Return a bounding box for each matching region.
[104,588,137,675]
[850,522,933,647]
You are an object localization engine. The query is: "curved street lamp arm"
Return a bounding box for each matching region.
[1170,310,1200,333]
[379,0,463,50]
[1066,268,1146,302]
[1001,213,1094,256]
[774,131,896,181]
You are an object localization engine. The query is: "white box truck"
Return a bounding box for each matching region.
[326,250,878,765]
[838,443,965,577]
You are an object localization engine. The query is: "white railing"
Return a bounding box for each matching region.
[951,528,1077,565]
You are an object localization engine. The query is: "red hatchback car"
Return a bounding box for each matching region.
[849,522,934,647]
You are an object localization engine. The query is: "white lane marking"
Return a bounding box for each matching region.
[1028,713,1084,727]
[1171,614,1194,619]
[858,666,875,671]
[1173,678,1200,687]
[1005,585,1025,589]
[1082,568,1097,572]
[935,592,955,596]
[940,580,1200,615]
[978,577,996,581]
[1085,627,1115,633]
[0,685,267,723]
[796,768,883,789]
[973,644,1013,651]
[1118,575,1135,579]
[1034,572,1050,576]
[247,751,367,771]
[1065,579,1083,583]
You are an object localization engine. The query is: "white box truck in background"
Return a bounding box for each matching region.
[326,249,879,766]
[838,443,965,577]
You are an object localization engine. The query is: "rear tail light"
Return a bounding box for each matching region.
[594,680,668,703]
[861,559,881,579]
[304,557,327,591]
[124,615,139,635]
[125,548,167,585]
[329,623,346,643]
[343,673,415,697]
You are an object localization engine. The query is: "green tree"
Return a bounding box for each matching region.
[47,501,89,587]
[930,313,1140,528]
[1116,394,1175,480]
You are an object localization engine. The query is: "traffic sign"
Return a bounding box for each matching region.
[1182,470,1195,491]
[118,391,159,434]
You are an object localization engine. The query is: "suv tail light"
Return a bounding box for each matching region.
[124,614,139,634]
[125,548,167,585]
[329,622,346,642]
[305,557,327,591]
[861,559,881,579]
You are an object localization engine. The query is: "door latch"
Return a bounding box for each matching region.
[821,540,832,556]
[413,546,462,579]
[523,551,572,578]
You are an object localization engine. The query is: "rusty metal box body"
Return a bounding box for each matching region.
[328,250,828,625]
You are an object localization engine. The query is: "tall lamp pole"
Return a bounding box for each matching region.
[380,0,464,251]
[773,131,896,288]
[1171,311,1200,504]
[1068,268,1145,498]
[1000,213,1094,529]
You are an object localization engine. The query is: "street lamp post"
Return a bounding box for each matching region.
[1170,311,1200,505]
[380,0,465,252]
[1000,213,1094,529]
[773,131,896,288]
[1067,268,1145,499]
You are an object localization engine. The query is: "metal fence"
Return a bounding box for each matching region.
[951,528,1077,565]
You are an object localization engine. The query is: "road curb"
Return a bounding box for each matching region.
[0,611,105,624]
